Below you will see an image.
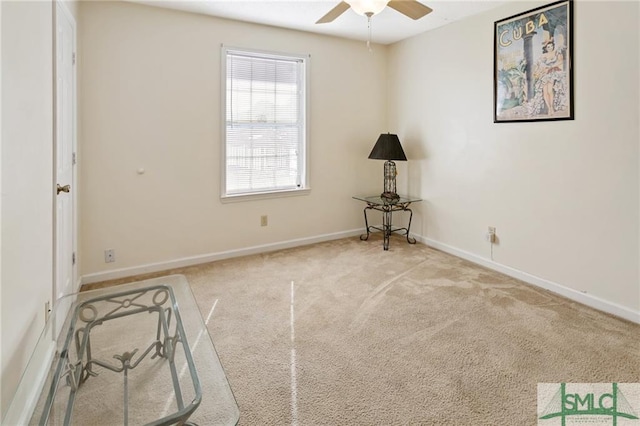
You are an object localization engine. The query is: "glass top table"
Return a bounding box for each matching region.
[352,194,422,206]
[2,275,239,426]
[353,195,422,250]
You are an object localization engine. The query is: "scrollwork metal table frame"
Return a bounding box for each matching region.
[353,195,422,250]
[2,275,239,426]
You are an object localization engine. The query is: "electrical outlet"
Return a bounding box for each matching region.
[261,215,268,227]
[105,249,116,263]
[486,227,496,243]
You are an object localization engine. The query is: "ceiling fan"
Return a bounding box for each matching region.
[316,0,433,24]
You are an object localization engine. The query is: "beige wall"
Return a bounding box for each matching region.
[0,0,3,415]
[0,0,638,417]
[388,1,639,312]
[79,1,388,276]
[0,0,3,414]
[1,1,54,416]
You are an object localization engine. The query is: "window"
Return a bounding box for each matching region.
[222,47,309,200]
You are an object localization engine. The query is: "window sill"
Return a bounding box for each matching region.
[220,188,311,203]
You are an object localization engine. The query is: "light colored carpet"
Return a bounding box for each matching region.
[85,235,640,425]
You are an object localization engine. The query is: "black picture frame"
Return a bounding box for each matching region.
[493,0,574,123]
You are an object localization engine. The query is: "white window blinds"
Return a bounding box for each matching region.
[223,48,307,197]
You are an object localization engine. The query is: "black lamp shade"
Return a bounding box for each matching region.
[368,133,407,200]
[368,133,407,161]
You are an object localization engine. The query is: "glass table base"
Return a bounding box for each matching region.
[3,275,239,426]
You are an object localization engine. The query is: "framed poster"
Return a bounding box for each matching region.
[494,0,573,123]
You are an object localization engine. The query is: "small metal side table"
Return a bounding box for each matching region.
[353,195,422,250]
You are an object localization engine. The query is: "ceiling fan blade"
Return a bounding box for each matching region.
[387,0,433,20]
[316,1,351,24]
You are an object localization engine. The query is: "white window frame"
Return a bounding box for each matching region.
[221,46,310,202]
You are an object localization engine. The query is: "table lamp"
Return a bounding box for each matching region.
[368,133,407,200]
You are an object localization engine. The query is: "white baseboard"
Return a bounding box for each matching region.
[80,229,363,285]
[80,230,639,325]
[418,236,640,324]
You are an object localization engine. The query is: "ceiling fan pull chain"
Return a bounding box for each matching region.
[367,14,372,52]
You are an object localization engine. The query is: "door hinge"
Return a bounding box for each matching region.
[72,152,77,165]
[72,52,76,65]
[72,252,76,265]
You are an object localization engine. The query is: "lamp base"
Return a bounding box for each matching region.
[381,161,399,201]
[381,192,400,200]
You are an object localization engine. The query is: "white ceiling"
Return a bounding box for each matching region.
[131,1,506,45]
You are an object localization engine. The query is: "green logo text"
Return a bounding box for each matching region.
[539,383,639,425]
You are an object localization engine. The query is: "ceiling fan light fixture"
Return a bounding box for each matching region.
[347,0,388,17]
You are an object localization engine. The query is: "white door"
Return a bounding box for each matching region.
[54,1,76,302]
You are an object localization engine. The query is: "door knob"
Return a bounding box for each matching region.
[57,184,70,195]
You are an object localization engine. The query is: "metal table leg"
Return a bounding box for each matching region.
[382,208,392,250]
[360,206,372,241]
[405,207,416,244]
